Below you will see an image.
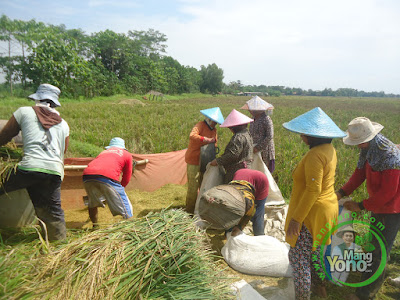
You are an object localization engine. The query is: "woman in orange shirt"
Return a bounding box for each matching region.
[184,107,224,214]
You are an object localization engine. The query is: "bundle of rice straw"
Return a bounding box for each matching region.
[7,209,234,300]
[0,144,22,186]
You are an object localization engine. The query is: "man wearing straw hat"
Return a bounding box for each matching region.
[0,83,70,241]
[83,137,134,227]
[184,107,224,214]
[336,117,400,300]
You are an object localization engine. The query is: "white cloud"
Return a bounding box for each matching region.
[154,0,400,92]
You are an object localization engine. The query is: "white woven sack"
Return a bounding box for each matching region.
[222,232,293,277]
[194,163,224,228]
[251,152,285,205]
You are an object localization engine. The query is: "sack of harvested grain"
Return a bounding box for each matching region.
[194,164,224,228]
[198,185,246,230]
[222,232,293,277]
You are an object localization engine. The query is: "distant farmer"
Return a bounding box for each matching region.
[184,107,224,214]
[210,109,254,183]
[336,117,400,300]
[232,169,269,236]
[241,96,276,173]
[0,83,70,241]
[283,107,346,299]
[83,137,133,226]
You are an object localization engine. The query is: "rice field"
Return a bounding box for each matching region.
[1,94,399,200]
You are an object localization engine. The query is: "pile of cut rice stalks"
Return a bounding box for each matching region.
[2,209,235,300]
[0,144,22,186]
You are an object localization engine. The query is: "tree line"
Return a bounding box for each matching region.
[1,15,398,98]
[224,81,399,98]
[0,15,224,97]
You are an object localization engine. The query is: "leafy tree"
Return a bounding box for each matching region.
[199,63,224,94]
[127,29,167,57]
[25,34,90,97]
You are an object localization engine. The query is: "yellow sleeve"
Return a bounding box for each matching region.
[292,151,324,223]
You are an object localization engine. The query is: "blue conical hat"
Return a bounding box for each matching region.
[283,107,346,138]
[200,107,224,124]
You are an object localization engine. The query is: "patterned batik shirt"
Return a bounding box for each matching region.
[249,112,275,163]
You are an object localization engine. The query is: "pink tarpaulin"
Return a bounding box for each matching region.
[62,149,188,210]
[130,150,188,192]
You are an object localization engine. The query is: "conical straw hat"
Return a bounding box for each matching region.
[240,96,274,111]
[220,109,253,128]
[200,107,225,124]
[282,107,346,138]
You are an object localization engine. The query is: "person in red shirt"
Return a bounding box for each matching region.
[184,107,224,214]
[83,137,133,226]
[336,117,400,300]
[232,169,269,236]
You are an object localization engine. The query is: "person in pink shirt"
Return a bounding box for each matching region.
[232,169,269,235]
[336,117,400,300]
[83,137,133,226]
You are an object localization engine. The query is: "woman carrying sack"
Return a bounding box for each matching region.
[210,109,254,184]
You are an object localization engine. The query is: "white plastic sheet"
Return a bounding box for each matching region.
[250,152,285,205]
[231,280,267,300]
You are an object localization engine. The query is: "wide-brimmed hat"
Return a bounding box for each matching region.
[240,96,274,111]
[282,107,346,138]
[200,107,224,124]
[105,137,126,149]
[28,83,61,107]
[343,117,384,146]
[336,225,357,238]
[220,109,253,128]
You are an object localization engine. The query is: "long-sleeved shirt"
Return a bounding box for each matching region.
[216,128,253,183]
[285,143,339,249]
[341,162,400,214]
[185,121,217,165]
[83,147,133,187]
[249,112,275,163]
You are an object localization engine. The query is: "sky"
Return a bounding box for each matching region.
[1,0,400,94]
